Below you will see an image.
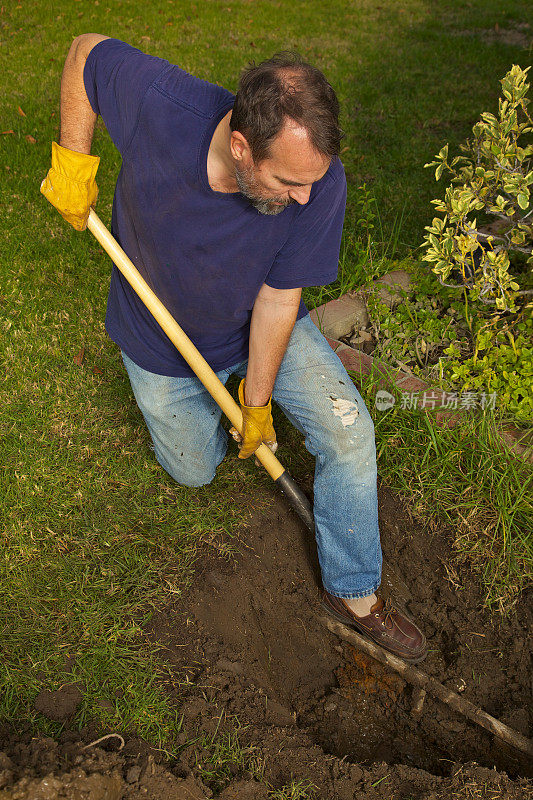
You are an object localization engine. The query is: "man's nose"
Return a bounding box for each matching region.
[288,185,312,205]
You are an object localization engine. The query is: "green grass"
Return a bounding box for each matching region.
[268,782,317,800]
[1,0,532,783]
[188,717,266,792]
[354,369,532,609]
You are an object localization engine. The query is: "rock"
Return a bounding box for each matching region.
[126,765,142,783]
[309,293,370,340]
[34,684,83,722]
[374,269,413,309]
[350,764,364,783]
[349,329,375,355]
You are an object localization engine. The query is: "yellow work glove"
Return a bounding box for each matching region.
[231,379,277,460]
[40,141,100,231]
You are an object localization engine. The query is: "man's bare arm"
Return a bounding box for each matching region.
[245,284,302,406]
[59,33,109,153]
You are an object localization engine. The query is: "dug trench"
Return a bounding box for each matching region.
[1,483,531,799]
[153,484,533,779]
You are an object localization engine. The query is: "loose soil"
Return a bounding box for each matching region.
[1,484,531,798]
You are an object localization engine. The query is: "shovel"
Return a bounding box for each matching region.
[86,209,315,532]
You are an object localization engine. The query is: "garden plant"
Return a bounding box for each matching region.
[418,64,533,422]
[423,64,532,312]
[363,65,533,423]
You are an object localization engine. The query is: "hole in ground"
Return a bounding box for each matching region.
[298,644,532,778]
[148,485,532,784]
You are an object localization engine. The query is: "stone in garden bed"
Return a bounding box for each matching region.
[373,269,414,310]
[309,293,370,341]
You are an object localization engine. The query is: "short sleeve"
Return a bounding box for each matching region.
[265,158,347,290]
[83,38,170,154]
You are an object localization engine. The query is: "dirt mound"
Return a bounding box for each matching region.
[33,684,83,724]
[0,732,531,799]
[2,483,531,799]
[0,733,210,799]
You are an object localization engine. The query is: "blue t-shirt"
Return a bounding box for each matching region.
[84,39,347,376]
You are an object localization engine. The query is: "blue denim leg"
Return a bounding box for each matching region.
[263,315,382,599]
[121,352,232,487]
[122,312,381,599]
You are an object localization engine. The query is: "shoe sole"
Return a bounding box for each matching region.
[321,600,428,664]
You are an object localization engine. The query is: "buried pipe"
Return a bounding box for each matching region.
[322,616,533,759]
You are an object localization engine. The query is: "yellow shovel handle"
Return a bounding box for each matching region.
[86,209,285,481]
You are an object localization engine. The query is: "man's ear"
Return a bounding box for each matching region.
[230,131,250,162]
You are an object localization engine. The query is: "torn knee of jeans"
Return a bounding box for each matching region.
[330,396,359,427]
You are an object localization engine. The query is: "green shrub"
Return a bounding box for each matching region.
[366,260,533,423]
[422,65,533,313]
[443,313,533,423]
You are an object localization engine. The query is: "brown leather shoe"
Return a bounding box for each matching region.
[322,591,427,663]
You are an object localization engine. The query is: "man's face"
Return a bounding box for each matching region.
[232,120,330,216]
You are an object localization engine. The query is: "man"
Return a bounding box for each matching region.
[41,35,427,662]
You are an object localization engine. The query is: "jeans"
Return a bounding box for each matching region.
[121,314,382,599]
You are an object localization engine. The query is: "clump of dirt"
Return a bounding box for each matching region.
[2,483,531,799]
[33,684,83,723]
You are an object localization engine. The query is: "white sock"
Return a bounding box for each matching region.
[344,593,377,617]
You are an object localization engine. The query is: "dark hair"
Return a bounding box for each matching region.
[230,51,343,163]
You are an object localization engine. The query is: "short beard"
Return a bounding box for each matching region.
[234,162,294,216]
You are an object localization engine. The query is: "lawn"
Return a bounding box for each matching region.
[0,0,531,756]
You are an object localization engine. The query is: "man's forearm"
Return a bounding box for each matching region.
[59,33,108,153]
[245,285,301,406]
